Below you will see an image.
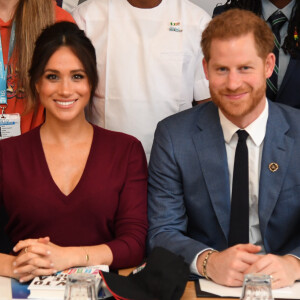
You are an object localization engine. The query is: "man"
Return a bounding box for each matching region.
[148,9,300,289]
[213,0,300,108]
[72,0,211,161]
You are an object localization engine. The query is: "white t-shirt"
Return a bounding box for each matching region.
[62,0,80,12]
[73,0,211,160]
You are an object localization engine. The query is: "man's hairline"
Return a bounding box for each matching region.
[203,32,271,63]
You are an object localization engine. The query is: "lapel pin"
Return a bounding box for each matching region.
[269,162,279,172]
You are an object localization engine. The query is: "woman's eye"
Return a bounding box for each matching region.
[73,74,84,80]
[46,74,58,80]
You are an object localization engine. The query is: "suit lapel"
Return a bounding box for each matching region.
[258,101,294,240]
[192,104,231,239]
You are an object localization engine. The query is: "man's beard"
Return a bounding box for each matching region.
[210,81,266,120]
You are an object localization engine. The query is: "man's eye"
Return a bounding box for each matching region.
[218,67,227,72]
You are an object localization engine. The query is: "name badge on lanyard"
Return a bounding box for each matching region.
[0,113,21,139]
[0,20,15,105]
[0,21,20,138]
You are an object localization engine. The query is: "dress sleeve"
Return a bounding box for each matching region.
[105,140,148,269]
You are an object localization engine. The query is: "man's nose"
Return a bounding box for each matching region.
[226,70,242,91]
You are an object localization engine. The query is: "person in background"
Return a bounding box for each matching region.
[56,0,87,12]
[147,9,300,289]
[72,0,211,161]
[0,21,148,282]
[0,0,74,137]
[213,0,300,108]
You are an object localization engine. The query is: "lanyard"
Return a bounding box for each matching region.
[0,20,16,106]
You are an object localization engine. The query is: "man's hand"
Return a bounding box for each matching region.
[245,254,300,289]
[197,244,261,287]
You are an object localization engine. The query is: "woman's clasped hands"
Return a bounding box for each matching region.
[12,237,64,282]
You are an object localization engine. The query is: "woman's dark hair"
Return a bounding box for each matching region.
[29,21,98,109]
[219,0,300,58]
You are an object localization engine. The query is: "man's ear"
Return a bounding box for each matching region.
[265,52,276,79]
[202,58,209,80]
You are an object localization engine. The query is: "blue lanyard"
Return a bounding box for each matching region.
[0,20,16,105]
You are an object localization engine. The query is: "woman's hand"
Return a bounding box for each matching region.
[12,237,113,282]
[12,237,62,282]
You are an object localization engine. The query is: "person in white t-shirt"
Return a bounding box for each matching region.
[72,0,211,160]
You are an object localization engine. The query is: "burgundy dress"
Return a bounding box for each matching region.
[0,125,148,269]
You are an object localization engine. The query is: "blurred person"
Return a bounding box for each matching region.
[72,0,211,161]
[0,22,148,282]
[56,0,87,12]
[0,0,74,136]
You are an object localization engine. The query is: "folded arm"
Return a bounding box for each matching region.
[12,237,113,282]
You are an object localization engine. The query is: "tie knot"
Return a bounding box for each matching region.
[268,10,287,31]
[237,130,248,142]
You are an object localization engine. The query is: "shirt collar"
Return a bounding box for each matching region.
[262,0,295,21]
[219,99,269,147]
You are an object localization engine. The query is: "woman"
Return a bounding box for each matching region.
[0,0,74,135]
[0,22,148,282]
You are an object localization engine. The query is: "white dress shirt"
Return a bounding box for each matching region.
[190,100,268,275]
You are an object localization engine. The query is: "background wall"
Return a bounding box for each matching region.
[189,0,226,16]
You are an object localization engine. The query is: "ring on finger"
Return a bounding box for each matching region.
[270,275,275,282]
[24,247,28,253]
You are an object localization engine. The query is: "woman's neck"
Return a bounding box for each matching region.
[0,0,19,22]
[41,115,93,146]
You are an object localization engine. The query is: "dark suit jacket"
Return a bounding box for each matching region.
[147,101,300,264]
[213,5,300,109]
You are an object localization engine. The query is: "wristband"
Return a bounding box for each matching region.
[202,250,218,280]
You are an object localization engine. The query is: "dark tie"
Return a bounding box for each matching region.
[228,130,249,247]
[56,0,63,7]
[266,10,287,101]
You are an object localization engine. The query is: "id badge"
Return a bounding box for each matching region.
[0,113,21,139]
[0,75,7,105]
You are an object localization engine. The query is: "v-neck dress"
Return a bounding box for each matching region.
[0,125,148,269]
